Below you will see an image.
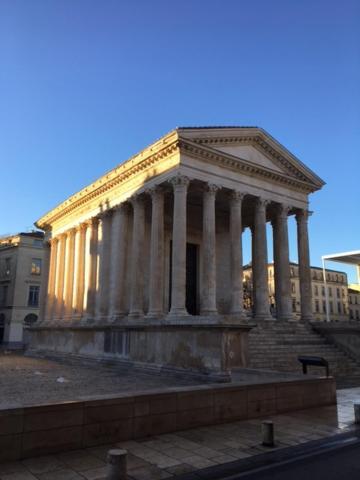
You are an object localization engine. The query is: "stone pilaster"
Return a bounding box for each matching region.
[296,209,313,322]
[44,237,58,321]
[230,191,245,316]
[272,204,292,320]
[169,175,190,317]
[109,203,130,318]
[84,217,99,319]
[54,233,66,319]
[252,197,271,320]
[201,183,219,315]
[72,223,87,316]
[148,187,165,318]
[63,228,76,317]
[96,210,113,319]
[129,195,145,318]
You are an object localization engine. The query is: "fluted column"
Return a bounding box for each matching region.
[272,204,292,320]
[201,183,218,315]
[129,195,145,317]
[44,237,58,321]
[253,197,271,319]
[63,228,76,317]
[109,203,130,318]
[72,223,87,316]
[169,175,190,317]
[148,187,165,318]
[84,217,99,318]
[96,210,113,319]
[230,191,245,316]
[296,209,313,321]
[54,233,66,318]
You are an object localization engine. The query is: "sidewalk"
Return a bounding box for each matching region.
[0,388,359,480]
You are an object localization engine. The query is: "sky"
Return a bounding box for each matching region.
[0,0,359,281]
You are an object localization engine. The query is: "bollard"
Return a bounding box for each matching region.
[354,404,360,424]
[261,420,275,447]
[106,449,127,480]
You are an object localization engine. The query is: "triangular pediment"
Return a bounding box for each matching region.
[177,127,325,190]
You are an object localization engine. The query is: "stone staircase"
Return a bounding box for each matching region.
[248,320,360,388]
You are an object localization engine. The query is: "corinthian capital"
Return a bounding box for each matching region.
[296,209,312,223]
[230,190,245,203]
[204,183,220,196]
[170,174,190,189]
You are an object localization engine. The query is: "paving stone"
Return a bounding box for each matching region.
[78,466,107,480]
[0,473,38,480]
[21,455,65,474]
[0,464,28,475]
[37,470,84,480]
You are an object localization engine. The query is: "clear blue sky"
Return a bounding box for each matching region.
[1,0,359,280]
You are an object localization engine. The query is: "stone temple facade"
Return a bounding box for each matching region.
[30,127,325,379]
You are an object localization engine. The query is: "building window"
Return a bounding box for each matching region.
[323,300,326,313]
[350,309,354,319]
[337,302,341,314]
[28,286,40,307]
[31,258,42,275]
[315,300,320,313]
[291,282,296,294]
[356,311,360,320]
[329,287,332,297]
[342,289,345,297]
[290,268,294,277]
[337,288,340,298]
[343,303,347,314]
[5,257,11,276]
[350,296,353,304]
[0,285,8,306]
[292,298,297,312]
[314,285,319,296]
[33,239,43,247]
[355,297,358,305]
[330,302,334,314]
[322,286,325,296]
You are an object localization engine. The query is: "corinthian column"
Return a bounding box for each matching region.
[169,175,190,317]
[230,191,245,316]
[72,223,87,316]
[252,197,271,320]
[44,237,58,321]
[84,217,99,318]
[148,187,165,318]
[272,204,292,320]
[109,203,130,318]
[96,210,113,319]
[129,195,145,318]
[63,228,76,318]
[201,183,218,315]
[54,233,66,318]
[296,209,313,321]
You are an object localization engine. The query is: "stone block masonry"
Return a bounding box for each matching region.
[0,376,336,463]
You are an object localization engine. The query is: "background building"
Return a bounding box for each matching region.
[348,287,360,320]
[244,262,349,321]
[0,231,45,347]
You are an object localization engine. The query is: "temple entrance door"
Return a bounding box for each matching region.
[169,242,199,315]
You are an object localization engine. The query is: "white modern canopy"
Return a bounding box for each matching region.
[321,250,360,322]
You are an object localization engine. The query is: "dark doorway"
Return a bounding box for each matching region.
[169,242,198,315]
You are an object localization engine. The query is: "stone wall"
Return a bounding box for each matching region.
[0,376,336,462]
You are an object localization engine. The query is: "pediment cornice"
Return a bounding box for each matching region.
[178,138,319,194]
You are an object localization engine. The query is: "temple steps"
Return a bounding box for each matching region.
[248,319,360,382]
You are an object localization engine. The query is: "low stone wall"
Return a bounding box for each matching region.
[313,322,360,362]
[0,376,336,462]
[27,321,253,380]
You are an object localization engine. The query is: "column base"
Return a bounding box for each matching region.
[146,311,165,319]
[300,315,314,323]
[200,309,218,316]
[128,311,144,319]
[168,308,189,317]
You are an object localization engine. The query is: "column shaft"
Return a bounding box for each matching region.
[44,238,58,320]
[63,229,76,317]
[148,188,165,317]
[169,175,190,316]
[84,217,99,318]
[201,184,218,315]
[54,234,66,318]
[253,197,271,319]
[272,205,292,320]
[72,224,87,316]
[296,209,313,321]
[129,196,145,317]
[230,192,245,315]
[96,211,113,318]
[109,204,130,317]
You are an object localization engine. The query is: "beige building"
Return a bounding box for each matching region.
[0,231,45,347]
[349,287,360,320]
[29,126,324,378]
[244,263,349,321]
